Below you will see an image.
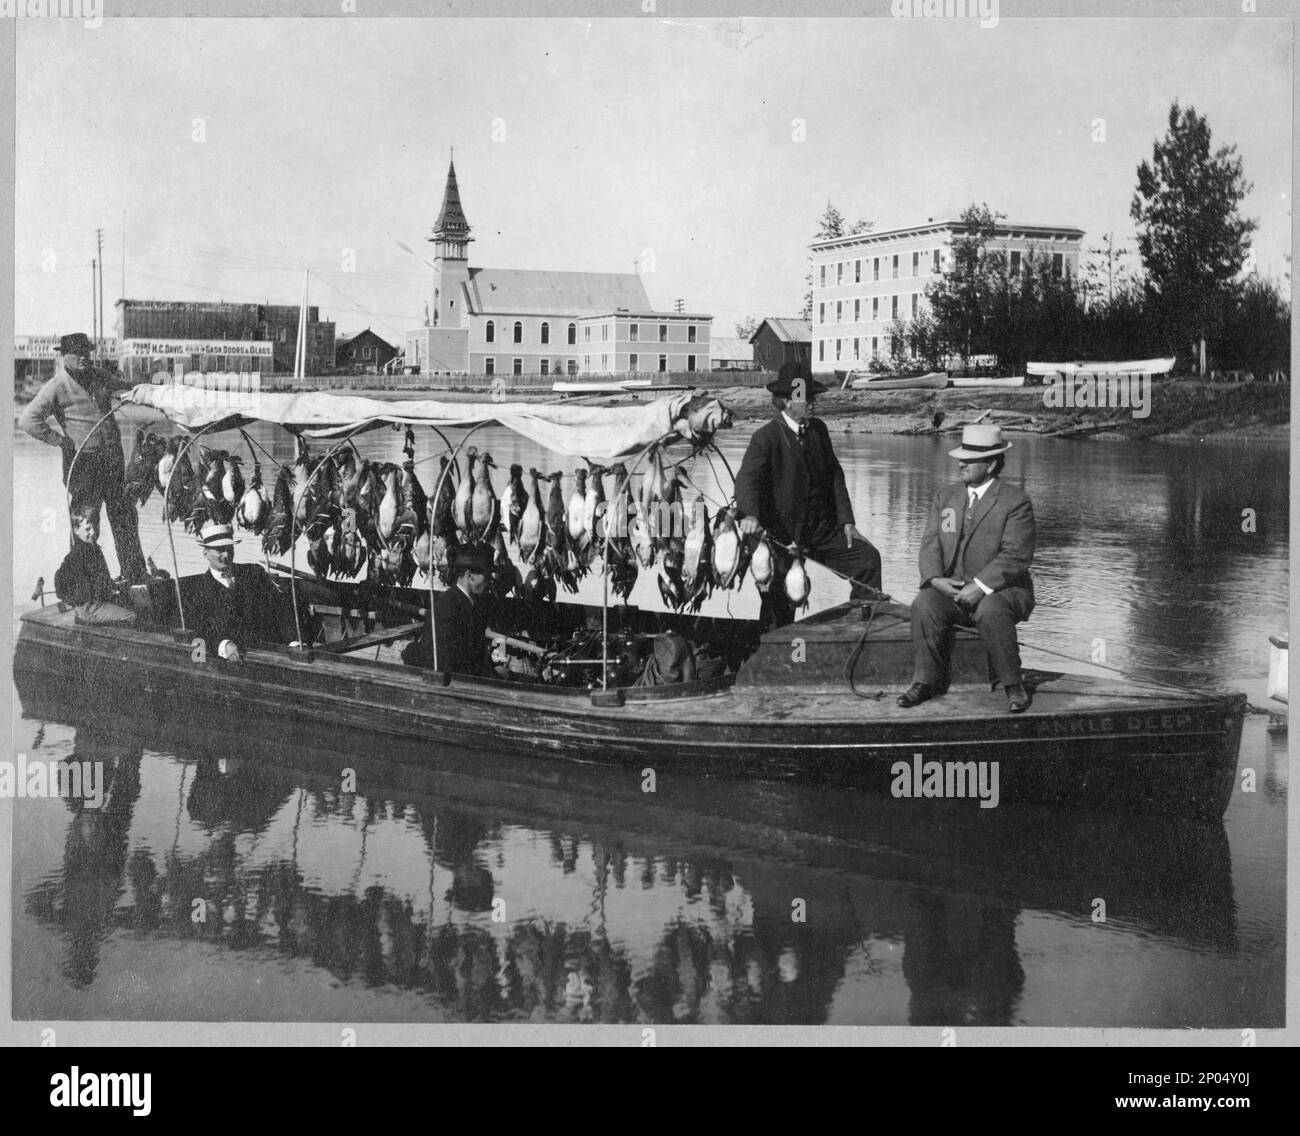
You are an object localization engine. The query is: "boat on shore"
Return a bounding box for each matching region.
[552,378,656,396]
[13,386,1245,821]
[949,375,1025,389]
[1026,357,1175,378]
[848,371,950,391]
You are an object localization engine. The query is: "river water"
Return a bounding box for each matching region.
[7,411,1288,1027]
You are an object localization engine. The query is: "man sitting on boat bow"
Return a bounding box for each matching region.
[734,362,882,626]
[180,522,303,662]
[402,543,498,677]
[898,425,1035,714]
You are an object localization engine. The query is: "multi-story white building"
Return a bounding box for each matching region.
[809,219,1084,372]
[405,161,710,377]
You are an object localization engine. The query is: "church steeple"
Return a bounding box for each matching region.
[429,155,473,329]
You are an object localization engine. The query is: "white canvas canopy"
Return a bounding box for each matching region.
[125,384,730,460]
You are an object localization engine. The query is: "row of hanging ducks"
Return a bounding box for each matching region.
[122,427,812,609]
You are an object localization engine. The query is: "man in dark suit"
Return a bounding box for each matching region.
[734,362,881,626]
[179,522,302,661]
[898,425,1036,713]
[403,544,497,676]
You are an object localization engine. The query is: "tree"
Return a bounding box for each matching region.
[801,200,873,320]
[733,316,760,339]
[1130,101,1258,366]
[924,203,1004,368]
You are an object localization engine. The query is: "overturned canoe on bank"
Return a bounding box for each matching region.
[14,585,1245,821]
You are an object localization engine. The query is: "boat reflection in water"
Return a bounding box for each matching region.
[15,697,1247,1027]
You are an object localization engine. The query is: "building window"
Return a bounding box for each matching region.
[485,357,495,375]
[835,339,842,361]
[688,325,696,343]
[278,327,287,343]
[853,337,860,360]
[872,297,879,321]
[485,320,495,344]
[818,340,824,362]
[584,326,591,343]
[819,303,825,325]
[687,355,696,372]
[513,358,523,375]
[1053,253,1064,277]
[658,355,667,372]
[911,294,919,317]
[568,322,576,345]
[871,336,878,358]
[567,359,577,375]
[541,359,550,375]
[836,301,842,323]
[584,354,590,369]
[629,353,638,371]
[602,354,608,370]
[602,324,608,342]
[513,321,523,344]
[891,295,898,319]
[541,322,550,345]
[659,324,668,342]
[855,259,861,283]
[854,299,860,322]
[892,255,899,279]
[363,345,373,360]
[912,251,920,277]
[933,248,941,273]
[819,265,826,287]
[1010,250,1022,274]
[630,323,639,341]
[836,262,843,285]
[873,257,880,282]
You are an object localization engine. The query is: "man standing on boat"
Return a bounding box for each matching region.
[403,544,497,676]
[180,522,303,662]
[19,332,147,584]
[898,425,1035,714]
[734,361,882,626]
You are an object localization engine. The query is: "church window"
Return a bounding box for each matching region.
[541,322,550,345]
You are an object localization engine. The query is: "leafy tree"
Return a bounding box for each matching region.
[734,316,760,339]
[1130,101,1258,364]
[801,200,872,320]
[905,309,945,370]
[923,203,1004,368]
[1212,276,1291,379]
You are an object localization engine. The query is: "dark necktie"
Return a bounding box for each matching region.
[796,420,808,448]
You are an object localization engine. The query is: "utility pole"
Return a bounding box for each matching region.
[91,259,97,344]
[674,298,684,313]
[96,227,105,360]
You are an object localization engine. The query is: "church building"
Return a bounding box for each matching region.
[405,160,711,377]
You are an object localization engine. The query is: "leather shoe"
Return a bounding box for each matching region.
[897,682,936,709]
[1005,684,1031,713]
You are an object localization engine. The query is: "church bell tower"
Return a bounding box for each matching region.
[429,156,473,329]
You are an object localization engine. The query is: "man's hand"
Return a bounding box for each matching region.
[738,516,761,536]
[928,577,963,600]
[956,581,987,609]
[844,523,864,549]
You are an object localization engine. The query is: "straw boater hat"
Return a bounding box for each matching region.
[197,521,239,549]
[949,424,1012,461]
[766,361,828,399]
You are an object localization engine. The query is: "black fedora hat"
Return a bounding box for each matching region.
[451,543,495,575]
[58,332,95,356]
[766,360,827,399]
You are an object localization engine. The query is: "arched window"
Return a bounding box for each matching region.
[567,322,576,345]
[485,320,495,344]
[540,322,550,345]
[513,321,523,344]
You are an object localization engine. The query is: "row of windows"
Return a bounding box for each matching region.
[819,294,924,324]
[816,337,898,363]
[582,354,700,372]
[484,358,580,375]
[819,248,943,288]
[483,320,703,346]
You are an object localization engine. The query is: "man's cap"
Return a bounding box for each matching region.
[58,332,95,356]
[197,521,240,549]
[451,543,495,575]
[948,424,1012,460]
[766,360,827,399]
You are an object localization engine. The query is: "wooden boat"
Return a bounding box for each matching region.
[948,375,1025,388]
[849,371,949,391]
[14,584,1245,820]
[551,378,653,396]
[1026,357,1175,377]
[14,386,1245,821]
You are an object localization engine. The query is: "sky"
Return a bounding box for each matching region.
[13,16,1293,344]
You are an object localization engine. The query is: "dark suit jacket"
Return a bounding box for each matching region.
[404,585,493,676]
[734,415,855,547]
[54,540,117,606]
[178,564,301,654]
[917,478,1036,619]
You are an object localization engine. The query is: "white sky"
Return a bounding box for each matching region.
[14,16,1292,343]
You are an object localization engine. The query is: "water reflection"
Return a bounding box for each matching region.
[14,702,1266,1026]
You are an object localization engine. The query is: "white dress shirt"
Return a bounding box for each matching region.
[965,478,996,595]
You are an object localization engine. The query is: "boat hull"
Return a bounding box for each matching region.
[850,372,949,391]
[14,607,1245,820]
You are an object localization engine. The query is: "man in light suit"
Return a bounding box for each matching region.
[898,425,1036,713]
[734,361,882,627]
[179,522,303,661]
